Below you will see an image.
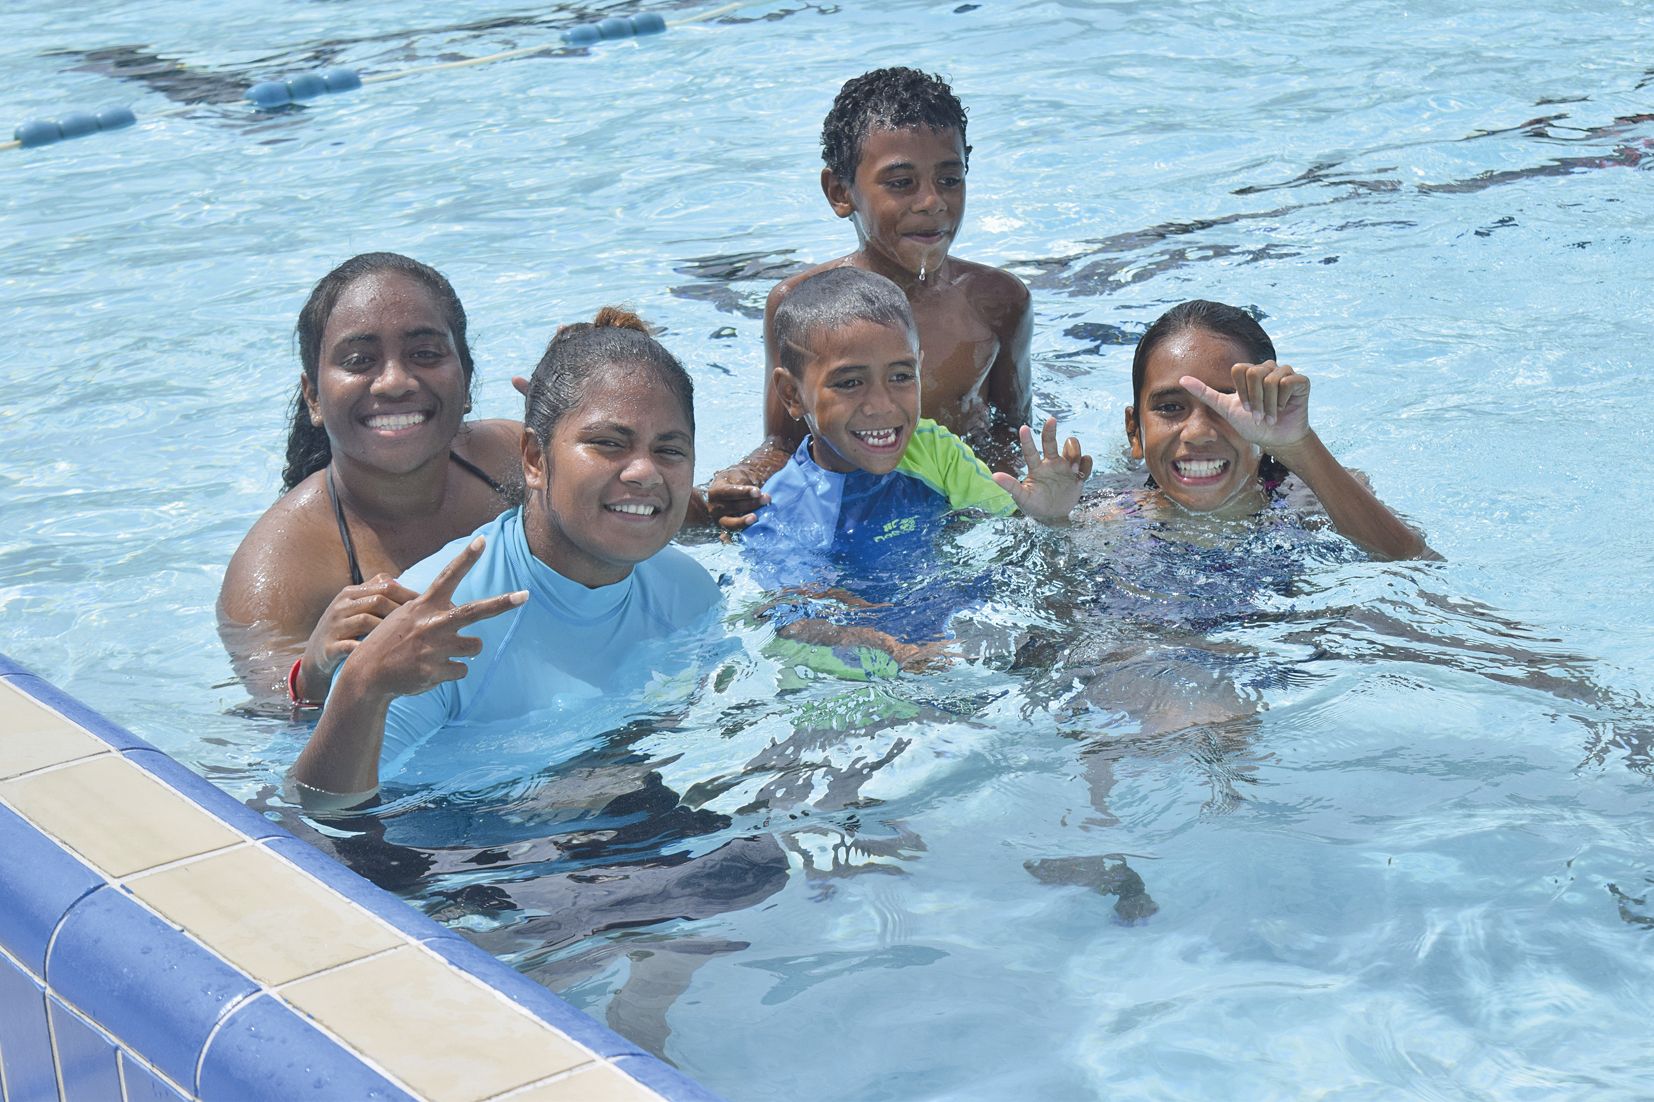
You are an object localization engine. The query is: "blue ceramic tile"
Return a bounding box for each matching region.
[0,954,57,1102]
[119,1056,190,1102]
[422,933,643,1061]
[121,749,290,843]
[260,835,446,944]
[198,994,416,1102]
[0,650,34,677]
[0,804,103,974]
[47,997,122,1102]
[614,1053,730,1102]
[0,674,149,753]
[46,887,258,1089]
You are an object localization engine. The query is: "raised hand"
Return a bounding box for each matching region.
[345,537,527,701]
[291,538,526,803]
[1181,361,1311,453]
[296,574,420,701]
[991,417,1094,523]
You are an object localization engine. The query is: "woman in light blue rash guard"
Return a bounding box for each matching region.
[290,308,720,809]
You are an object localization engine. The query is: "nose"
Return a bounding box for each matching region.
[1183,401,1222,444]
[620,450,664,488]
[912,176,946,215]
[369,356,417,399]
[858,378,900,416]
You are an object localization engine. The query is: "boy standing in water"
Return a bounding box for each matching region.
[741,267,1084,674]
[706,67,1033,529]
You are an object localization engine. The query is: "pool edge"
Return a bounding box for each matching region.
[0,652,726,1102]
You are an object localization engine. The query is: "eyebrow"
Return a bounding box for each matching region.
[876,159,965,173]
[579,421,692,447]
[1149,382,1233,401]
[334,327,449,346]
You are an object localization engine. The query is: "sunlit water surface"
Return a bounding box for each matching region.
[5,2,1653,1099]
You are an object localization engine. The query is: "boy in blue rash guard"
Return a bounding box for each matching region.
[742,267,1092,672]
[291,309,721,809]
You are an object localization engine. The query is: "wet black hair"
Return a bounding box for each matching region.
[820,67,970,182]
[772,267,917,377]
[281,252,476,492]
[524,307,694,447]
[1129,299,1289,487]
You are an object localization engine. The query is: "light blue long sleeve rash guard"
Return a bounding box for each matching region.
[377,508,723,789]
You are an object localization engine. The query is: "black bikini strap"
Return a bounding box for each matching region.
[449,450,507,496]
[326,465,365,587]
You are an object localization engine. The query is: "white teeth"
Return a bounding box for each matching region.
[854,429,898,447]
[1175,459,1227,478]
[608,503,658,516]
[365,412,428,430]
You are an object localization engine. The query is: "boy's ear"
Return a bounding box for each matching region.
[772,366,808,421]
[521,428,548,490]
[821,168,855,219]
[1123,406,1144,460]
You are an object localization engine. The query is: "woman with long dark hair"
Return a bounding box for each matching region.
[219,253,518,703]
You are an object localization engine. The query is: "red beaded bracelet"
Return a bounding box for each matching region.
[288,657,323,709]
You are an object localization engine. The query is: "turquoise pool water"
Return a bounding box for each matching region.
[5,1,1653,1098]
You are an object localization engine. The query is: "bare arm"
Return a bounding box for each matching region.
[979,275,1033,474]
[1271,433,1433,561]
[703,280,808,530]
[777,618,946,674]
[1183,362,1434,561]
[217,495,345,700]
[218,486,427,704]
[290,537,526,804]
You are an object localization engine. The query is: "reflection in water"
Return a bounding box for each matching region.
[1025,854,1159,924]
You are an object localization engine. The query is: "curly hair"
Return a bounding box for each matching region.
[820,67,970,182]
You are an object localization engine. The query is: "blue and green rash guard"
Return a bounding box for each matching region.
[741,419,1015,660]
[377,508,723,789]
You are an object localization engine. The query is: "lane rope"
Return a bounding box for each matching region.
[6,2,754,153]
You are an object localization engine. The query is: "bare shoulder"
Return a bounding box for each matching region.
[951,258,1030,330]
[455,418,522,473]
[218,475,343,630]
[765,256,855,315]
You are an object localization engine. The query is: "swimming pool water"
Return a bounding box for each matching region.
[5,1,1653,1099]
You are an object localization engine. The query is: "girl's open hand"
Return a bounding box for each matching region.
[1181,361,1311,452]
[992,418,1093,524]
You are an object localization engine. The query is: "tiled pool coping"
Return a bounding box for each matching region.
[0,651,724,1102]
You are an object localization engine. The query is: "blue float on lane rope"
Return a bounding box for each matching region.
[13,105,136,149]
[562,12,669,45]
[12,4,730,151]
[245,67,364,109]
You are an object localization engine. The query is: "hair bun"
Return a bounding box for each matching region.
[592,306,651,334]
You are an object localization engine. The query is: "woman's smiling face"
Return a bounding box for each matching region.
[1125,327,1266,518]
[304,271,468,478]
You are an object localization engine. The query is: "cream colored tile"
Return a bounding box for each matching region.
[493,1066,664,1102]
[127,846,406,986]
[282,945,591,1102]
[0,754,240,877]
[0,683,110,779]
